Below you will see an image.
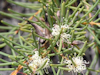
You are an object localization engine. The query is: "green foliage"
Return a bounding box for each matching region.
[0,0,100,75]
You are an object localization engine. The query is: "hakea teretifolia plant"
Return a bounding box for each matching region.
[51,23,89,73]
[10,21,89,75]
[9,13,89,75]
[1,0,100,75]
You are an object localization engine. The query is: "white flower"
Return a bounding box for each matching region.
[28,51,50,72]
[61,33,71,42]
[52,24,69,36]
[61,24,69,31]
[64,56,89,72]
[52,25,61,36]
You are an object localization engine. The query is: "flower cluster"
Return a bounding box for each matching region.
[64,56,89,73]
[61,33,71,42]
[52,24,71,42]
[52,25,61,36]
[28,51,50,73]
